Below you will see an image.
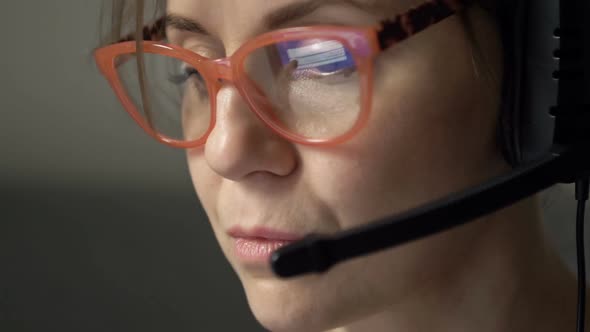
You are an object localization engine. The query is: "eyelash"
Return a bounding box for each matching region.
[168,66,202,85]
[168,65,209,96]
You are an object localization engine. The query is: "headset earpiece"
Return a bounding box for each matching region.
[518,0,560,164]
[497,0,559,166]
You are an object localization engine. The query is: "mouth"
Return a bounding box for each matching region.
[227,226,304,264]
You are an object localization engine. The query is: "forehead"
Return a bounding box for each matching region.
[165,0,418,29]
[166,0,413,12]
[165,0,419,46]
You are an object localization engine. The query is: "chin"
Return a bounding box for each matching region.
[241,277,323,332]
[238,272,369,332]
[248,299,330,332]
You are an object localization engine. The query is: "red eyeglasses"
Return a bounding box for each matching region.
[94,0,469,148]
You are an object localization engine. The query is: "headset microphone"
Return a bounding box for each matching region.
[271,147,589,276]
[271,0,590,330]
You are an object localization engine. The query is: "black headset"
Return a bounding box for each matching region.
[271,1,590,331]
[499,0,557,166]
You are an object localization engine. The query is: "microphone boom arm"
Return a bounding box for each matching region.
[271,146,588,278]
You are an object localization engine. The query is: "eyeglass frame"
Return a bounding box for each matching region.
[94,0,470,148]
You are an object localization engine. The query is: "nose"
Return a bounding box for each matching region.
[203,84,297,181]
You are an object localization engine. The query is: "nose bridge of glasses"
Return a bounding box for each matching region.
[212,58,235,83]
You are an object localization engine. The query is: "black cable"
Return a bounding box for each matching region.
[576,178,589,332]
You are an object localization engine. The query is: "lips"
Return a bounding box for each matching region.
[227,226,304,263]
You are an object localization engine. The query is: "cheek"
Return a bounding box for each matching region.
[186,149,221,223]
[303,23,503,230]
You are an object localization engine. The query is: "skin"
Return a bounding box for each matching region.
[161,0,584,331]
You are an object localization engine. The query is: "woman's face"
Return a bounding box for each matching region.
[167,0,504,330]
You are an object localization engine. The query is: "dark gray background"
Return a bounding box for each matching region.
[0,1,587,332]
[0,1,263,331]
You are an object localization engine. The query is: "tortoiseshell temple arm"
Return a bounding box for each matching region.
[120,0,470,49]
[378,0,471,50]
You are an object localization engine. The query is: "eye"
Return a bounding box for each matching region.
[297,66,358,83]
[167,63,208,96]
[168,63,203,85]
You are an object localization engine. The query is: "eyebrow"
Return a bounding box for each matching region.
[165,0,386,36]
[165,14,210,35]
